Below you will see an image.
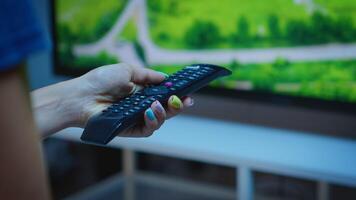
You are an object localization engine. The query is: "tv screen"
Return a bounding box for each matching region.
[54,0,356,113]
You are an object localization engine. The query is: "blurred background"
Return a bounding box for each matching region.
[27,0,356,199]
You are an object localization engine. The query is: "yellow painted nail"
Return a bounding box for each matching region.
[170,95,182,109]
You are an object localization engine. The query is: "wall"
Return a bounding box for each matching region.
[27,0,67,90]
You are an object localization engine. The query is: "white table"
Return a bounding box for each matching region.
[55,115,356,200]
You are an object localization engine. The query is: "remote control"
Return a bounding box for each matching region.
[81,64,231,145]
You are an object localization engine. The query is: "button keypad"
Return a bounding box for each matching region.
[101,64,221,120]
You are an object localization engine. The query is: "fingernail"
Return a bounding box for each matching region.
[189,98,194,106]
[159,72,169,79]
[155,101,164,113]
[146,108,156,121]
[169,95,182,109]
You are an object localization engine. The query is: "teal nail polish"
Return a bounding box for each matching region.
[146,108,156,121]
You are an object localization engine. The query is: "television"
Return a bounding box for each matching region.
[53,0,356,126]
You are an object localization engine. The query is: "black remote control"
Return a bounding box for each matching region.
[81,64,231,145]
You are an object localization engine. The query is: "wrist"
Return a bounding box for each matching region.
[31,78,85,136]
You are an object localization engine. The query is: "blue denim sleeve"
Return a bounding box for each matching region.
[0,0,50,71]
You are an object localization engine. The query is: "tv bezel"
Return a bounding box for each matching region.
[51,0,356,115]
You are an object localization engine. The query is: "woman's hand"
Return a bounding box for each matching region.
[31,63,193,138]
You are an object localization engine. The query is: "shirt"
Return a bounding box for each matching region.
[0,0,49,71]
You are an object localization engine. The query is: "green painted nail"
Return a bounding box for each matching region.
[159,72,169,78]
[146,108,156,121]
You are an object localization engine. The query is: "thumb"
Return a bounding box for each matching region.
[131,67,167,84]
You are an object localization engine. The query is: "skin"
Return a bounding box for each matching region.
[0,65,51,200]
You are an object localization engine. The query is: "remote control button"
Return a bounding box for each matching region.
[203,66,213,71]
[129,109,136,113]
[201,69,208,73]
[176,80,189,87]
[187,71,195,75]
[145,98,154,104]
[124,111,130,116]
[192,74,200,78]
[107,105,115,110]
[144,86,169,96]
[183,72,190,76]
[176,81,187,87]
[186,65,200,70]
[119,106,124,110]
[113,109,120,113]
[123,104,130,108]
[133,106,141,110]
[164,82,173,87]
[169,87,177,91]
[140,95,146,99]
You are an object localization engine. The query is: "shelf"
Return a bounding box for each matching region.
[55,115,356,187]
[65,172,235,200]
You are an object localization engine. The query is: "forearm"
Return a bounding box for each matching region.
[31,78,84,138]
[0,67,51,199]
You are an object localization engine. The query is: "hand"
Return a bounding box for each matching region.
[71,63,194,137]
